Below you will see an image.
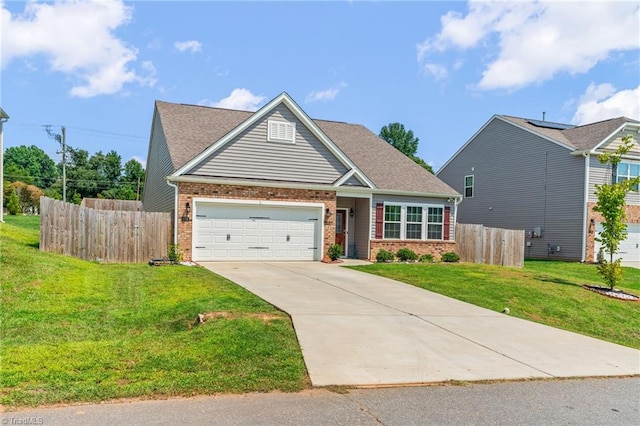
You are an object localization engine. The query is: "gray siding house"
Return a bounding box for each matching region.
[143,92,460,262]
[437,115,640,262]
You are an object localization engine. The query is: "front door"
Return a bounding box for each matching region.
[335,209,347,256]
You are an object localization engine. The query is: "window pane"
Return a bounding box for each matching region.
[618,162,629,176]
[384,223,401,239]
[465,176,473,187]
[630,163,640,177]
[428,207,443,223]
[385,205,401,222]
[427,224,443,240]
[465,187,473,197]
[406,206,422,223]
[406,223,422,239]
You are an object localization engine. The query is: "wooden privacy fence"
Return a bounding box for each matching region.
[81,198,142,211]
[40,197,171,263]
[455,223,525,268]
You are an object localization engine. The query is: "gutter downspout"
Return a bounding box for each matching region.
[453,195,463,240]
[166,179,179,245]
[581,152,590,262]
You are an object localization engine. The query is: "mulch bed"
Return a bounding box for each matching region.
[583,285,640,302]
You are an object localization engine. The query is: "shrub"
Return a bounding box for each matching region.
[376,249,395,262]
[7,189,21,215]
[168,244,183,263]
[419,253,434,263]
[327,244,343,261]
[396,247,418,262]
[441,251,460,263]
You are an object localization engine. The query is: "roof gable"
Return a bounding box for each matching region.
[171,92,374,188]
[438,115,640,175]
[152,94,459,196]
[186,104,352,185]
[563,117,639,151]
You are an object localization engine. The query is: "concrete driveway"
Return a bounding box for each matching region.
[201,262,640,387]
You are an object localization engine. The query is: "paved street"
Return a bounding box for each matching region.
[3,378,638,425]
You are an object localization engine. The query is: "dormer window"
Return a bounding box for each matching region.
[268,120,295,144]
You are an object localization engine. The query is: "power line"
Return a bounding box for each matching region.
[11,122,145,141]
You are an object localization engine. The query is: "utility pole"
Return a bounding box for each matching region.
[0,108,9,223]
[43,125,67,202]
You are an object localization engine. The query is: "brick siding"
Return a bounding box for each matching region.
[176,182,336,261]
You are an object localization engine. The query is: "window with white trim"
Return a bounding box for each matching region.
[427,207,444,240]
[384,205,401,239]
[464,175,474,198]
[267,120,296,144]
[405,206,423,239]
[382,203,444,240]
[615,161,640,192]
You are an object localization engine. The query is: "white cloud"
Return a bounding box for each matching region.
[572,83,640,125]
[1,0,154,97]
[174,40,202,53]
[305,82,348,102]
[198,88,266,111]
[423,63,448,80]
[417,1,640,90]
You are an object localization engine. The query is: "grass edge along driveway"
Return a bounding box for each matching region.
[0,216,307,409]
[348,261,640,351]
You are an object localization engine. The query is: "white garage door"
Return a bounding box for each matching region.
[193,202,321,261]
[594,223,640,262]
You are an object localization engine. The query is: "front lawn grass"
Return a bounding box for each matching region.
[0,216,307,409]
[348,260,640,350]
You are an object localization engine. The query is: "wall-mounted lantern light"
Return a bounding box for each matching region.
[182,202,191,222]
[325,208,332,218]
[349,208,354,218]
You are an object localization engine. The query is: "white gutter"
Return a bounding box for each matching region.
[453,196,463,240]
[166,179,179,245]
[581,153,590,262]
[167,175,460,200]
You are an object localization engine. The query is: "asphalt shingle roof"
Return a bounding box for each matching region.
[499,115,638,150]
[154,100,458,195]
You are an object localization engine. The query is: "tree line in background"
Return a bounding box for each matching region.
[379,122,434,174]
[3,144,145,214]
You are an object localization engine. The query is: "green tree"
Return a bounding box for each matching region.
[122,158,145,199]
[593,135,640,290]
[3,145,58,188]
[6,181,43,214]
[379,122,434,173]
[7,188,20,215]
[66,147,100,201]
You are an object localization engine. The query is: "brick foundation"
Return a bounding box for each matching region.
[177,182,336,261]
[370,240,456,261]
[586,202,640,262]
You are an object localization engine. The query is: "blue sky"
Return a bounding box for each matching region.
[2,0,639,174]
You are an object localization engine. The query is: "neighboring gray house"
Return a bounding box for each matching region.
[437,115,640,262]
[143,92,460,262]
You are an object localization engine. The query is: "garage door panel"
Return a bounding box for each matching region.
[194,202,320,261]
[595,223,640,262]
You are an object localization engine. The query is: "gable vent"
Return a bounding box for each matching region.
[268,120,296,143]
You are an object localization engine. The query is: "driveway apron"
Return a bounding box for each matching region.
[201,262,640,386]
